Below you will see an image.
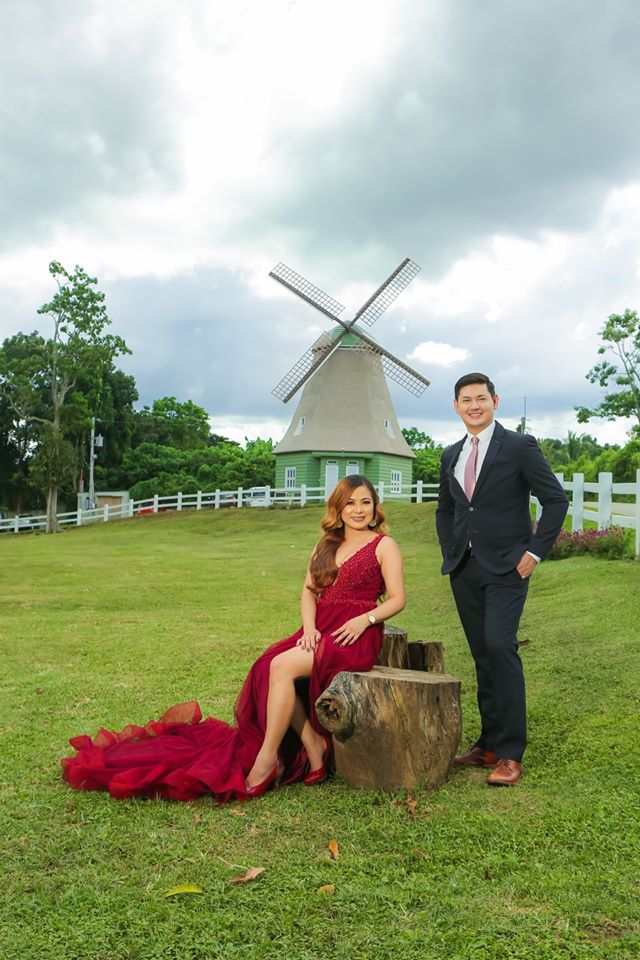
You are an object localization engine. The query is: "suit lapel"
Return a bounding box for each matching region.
[472,421,504,499]
[447,436,467,499]
[447,437,466,475]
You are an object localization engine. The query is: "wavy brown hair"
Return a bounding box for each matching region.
[308,475,386,594]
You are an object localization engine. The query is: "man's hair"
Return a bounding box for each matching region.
[454,373,496,400]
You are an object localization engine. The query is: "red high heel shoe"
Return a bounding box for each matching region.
[303,735,332,786]
[245,760,282,798]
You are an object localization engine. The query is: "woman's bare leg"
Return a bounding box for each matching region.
[290,695,329,772]
[247,647,317,788]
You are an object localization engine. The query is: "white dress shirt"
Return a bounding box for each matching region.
[453,422,496,491]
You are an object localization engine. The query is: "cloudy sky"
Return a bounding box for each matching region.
[2,0,640,446]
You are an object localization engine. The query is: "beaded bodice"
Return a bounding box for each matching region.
[317,534,386,607]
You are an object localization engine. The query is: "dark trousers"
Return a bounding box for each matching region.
[450,554,529,761]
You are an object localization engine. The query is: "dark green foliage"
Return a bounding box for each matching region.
[132,396,213,450]
[538,433,640,483]
[0,262,130,527]
[402,427,443,483]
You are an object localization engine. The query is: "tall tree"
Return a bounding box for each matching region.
[576,309,640,436]
[0,262,129,531]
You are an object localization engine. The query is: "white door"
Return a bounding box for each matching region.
[325,461,339,497]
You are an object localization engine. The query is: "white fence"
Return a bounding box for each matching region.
[3,471,639,556]
[0,480,439,535]
[531,470,640,558]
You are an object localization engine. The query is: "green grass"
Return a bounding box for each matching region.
[1,504,639,960]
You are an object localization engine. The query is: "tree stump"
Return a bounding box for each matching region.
[315,665,461,791]
[406,640,445,674]
[378,625,445,674]
[378,624,409,668]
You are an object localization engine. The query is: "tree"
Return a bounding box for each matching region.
[132,397,212,450]
[0,262,129,531]
[576,309,640,435]
[401,427,443,483]
[401,427,434,450]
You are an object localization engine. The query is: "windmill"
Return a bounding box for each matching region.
[269,258,430,498]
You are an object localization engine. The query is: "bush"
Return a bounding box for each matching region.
[547,526,632,561]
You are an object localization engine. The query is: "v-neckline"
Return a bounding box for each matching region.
[335,534,382,569]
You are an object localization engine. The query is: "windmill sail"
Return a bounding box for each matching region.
[269,263,345,323]
[355,328,430,397]
[271,330,344,403]
[353,258,421,328]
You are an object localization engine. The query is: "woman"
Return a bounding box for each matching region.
[62,475,405,801]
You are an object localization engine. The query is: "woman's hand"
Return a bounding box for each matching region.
[297,627,321,652]
[331,614,370,647]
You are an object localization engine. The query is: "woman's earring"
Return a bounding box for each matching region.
[368,519,377,528]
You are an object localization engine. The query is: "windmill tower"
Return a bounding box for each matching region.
[270,258,430,498]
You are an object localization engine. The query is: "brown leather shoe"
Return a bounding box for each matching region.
[487,759,522,786]
[453,746,498,767]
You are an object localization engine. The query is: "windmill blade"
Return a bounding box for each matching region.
[271,330,344,403]
[353,258,421,328]
[269,263,345,323]
[355,329,430,397]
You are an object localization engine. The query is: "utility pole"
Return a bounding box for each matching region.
[519,396,528,434]
[88,419,104,509]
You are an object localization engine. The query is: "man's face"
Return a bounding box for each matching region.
[454,383,499,435]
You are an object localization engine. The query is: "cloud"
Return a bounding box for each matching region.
[408,341,471,367]
[242,0,640,279]
[0,1,181,250]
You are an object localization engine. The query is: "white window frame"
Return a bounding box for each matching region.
[285,466,297,489]
[345,461,359,476]
[390,470,402,494]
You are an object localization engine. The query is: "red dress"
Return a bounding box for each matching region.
[61,535,386,801]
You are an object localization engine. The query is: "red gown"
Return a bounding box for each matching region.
[61,534,386,801]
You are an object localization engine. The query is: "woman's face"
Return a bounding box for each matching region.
[340,485,375,532]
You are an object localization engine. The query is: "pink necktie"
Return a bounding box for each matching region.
[464,436,479,501]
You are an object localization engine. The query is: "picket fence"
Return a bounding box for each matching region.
[2,471,639,557]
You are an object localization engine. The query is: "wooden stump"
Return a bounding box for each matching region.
[378,625,445,674]
[316,665,461,791]
[378,625,409,668]
[406,641,445,674]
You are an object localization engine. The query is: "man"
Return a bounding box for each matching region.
[436,373,568,785]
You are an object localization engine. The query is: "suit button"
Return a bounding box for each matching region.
[469,507,474,512]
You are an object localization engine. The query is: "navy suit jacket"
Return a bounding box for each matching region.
[435,421,569,575]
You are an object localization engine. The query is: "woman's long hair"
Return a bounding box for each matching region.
[308,475,386,594]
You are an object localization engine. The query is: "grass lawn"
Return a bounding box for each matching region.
[1,504,639,960]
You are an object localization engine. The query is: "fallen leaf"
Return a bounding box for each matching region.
[228,866,265,885]
[164,884,204,898]
[230,808,246,818]
[193,813,202,824]
[36,687,44,694]
[407,799,418,816]
[483,867,491,880]
[316,884,336,895]
[411,849,429,859]
[328,839,339,860]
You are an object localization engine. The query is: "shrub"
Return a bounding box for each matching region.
[547,526,631,561]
